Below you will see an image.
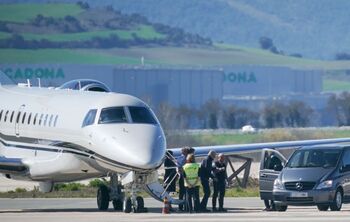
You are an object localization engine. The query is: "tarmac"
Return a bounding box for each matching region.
[1,197,350,222]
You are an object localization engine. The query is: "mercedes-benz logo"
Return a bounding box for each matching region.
[295,182,303,191]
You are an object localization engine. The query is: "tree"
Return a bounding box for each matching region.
[327,92,350,126]
[259,37,274,50]
[222,106,259,129]
[200,99,221,129]
[335,52,350,61]
[285,101,313,127]
[262,102,287,128]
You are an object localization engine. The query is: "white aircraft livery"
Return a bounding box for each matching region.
[1,78,350,213]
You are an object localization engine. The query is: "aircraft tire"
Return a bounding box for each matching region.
[124,197,132,213]
[113,199,123,211]
[135,196,147,212]
[97,185,110,211]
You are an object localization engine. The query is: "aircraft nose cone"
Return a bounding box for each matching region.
[131,135,166,169]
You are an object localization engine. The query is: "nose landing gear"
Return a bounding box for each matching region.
[96,173,147,213]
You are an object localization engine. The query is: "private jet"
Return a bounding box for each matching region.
[1,77,350,213]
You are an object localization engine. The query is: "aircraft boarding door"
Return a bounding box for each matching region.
[15,104,25,137]
[259,148,287,201]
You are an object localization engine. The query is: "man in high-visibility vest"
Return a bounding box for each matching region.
[183,154,201,213]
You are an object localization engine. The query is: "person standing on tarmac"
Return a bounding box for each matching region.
[200,150,217,212]
[183,154,201,213]
[212,153,228,212]
[176,147,189,211]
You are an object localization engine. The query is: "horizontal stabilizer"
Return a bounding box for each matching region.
[0,157,27,174]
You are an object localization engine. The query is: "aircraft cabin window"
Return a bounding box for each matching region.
[4,110,9,122]
[99,107,128,124]
[22,112,26,124]
[82,109,97,127]
[128,106,157,124]
[39,114,44,126]
[53,115,58,127]
[0,110,3,121]
[16,112,21,124]
[27,113,32,125]
[33,113,38,125]
[10,111,14,123]
[48,115,53,127]
[44,114,48,126]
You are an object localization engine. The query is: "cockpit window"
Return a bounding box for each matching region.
[129,106,157,124]
[99,107,127,124]
[82,109,97,127]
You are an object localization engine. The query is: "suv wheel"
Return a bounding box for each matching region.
[275,205,288,212]
[330,189,343,211]
[317,204,329,211]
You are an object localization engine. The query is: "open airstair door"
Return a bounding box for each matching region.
[144,171,184,205]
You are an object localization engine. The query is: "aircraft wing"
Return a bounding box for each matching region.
[0,157,27,174]
[169,137,350,158]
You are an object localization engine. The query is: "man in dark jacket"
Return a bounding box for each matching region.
[200,150,217,212]
[212,153,228,212]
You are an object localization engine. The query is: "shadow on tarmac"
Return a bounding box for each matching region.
[0,207,269,214]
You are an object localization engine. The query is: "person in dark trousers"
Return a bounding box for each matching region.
[164,150,177,193]
[200,150,217,212]
[212,153,228,212]
[176,147,189,211]
[183,154,201,213]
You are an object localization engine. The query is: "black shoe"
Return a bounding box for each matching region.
[219,208,227,212]
[201,208,211,213]
[212,207,218,212]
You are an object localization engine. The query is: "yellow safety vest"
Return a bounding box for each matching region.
[183,163,200,187]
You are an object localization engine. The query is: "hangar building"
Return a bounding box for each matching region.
[0,64,323,109]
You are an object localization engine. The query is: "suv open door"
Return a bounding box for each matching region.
[259,149,287,201]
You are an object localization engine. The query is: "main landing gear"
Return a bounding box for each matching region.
[96,173,147,213]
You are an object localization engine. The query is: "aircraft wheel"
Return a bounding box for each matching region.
[97,185,109,211]
[124,197,132,213]
[135,196,147,212]
[113,199,123,211]
[330,189,343,211]
[275,205,288,212]
[317,204,329,211]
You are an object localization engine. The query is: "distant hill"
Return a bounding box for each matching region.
[2,1,350,91]
[60,0,350,60]
[0,2,212,49]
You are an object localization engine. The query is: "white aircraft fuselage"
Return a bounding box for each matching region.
[0,85,166,183]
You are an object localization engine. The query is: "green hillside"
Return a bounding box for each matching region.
[18,26,163,42]
[1,2,350,91]
[0,3,83,23]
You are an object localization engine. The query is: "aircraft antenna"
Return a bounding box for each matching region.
[37,78,41,88]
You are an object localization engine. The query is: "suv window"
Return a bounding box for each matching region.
[342,149,350,166]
